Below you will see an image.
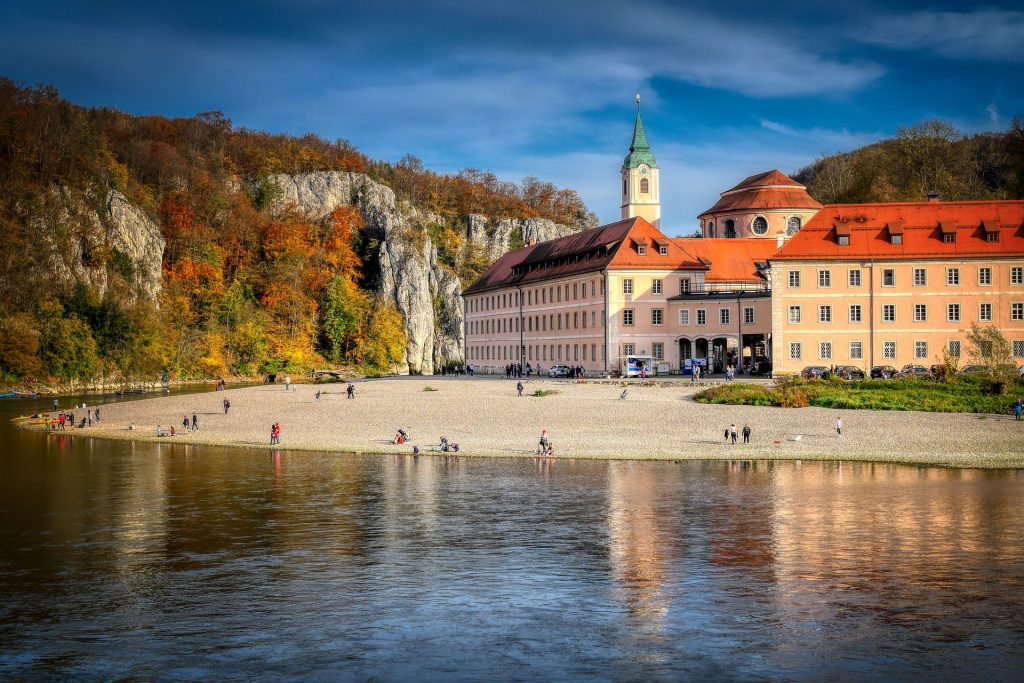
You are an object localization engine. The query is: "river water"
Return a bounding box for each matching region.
[1,390,1023,680]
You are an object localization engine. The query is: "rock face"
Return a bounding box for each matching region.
[42,188,165,302]
[270,172,584,374]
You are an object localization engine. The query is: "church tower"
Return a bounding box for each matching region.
[620,94,661,228]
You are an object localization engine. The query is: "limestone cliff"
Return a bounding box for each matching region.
[40,188,165,303]
[269,172,584,374]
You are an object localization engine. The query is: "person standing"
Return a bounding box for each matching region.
[183,415,190,433]
[730,423,738,444]
[52,398,59,412]
[1014,398,1022,421]
[223,399,230,414]
[284,375,291,392]
[347,383,355,399]
[192,413,198,432]
[724,425,730,443]
[742,424,751,444]
[315,390,321,402]
[95,407,101,423]
[835,416,842,437]
[517,381,524,397]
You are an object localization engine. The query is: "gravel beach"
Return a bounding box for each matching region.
[22,377,1024,468]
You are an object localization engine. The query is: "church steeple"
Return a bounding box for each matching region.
[620,95,661,227]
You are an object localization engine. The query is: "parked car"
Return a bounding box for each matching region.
[929,364,947,379]
[800,366,829,379]
[832,365,866,380]
[959,364,991,376]
[898,364,930,378]
[870,365,898,379]
[547,364,571,378]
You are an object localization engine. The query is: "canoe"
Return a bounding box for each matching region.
[0,392,15,398]
[14,392,38,398]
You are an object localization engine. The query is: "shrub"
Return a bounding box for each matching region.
[423,386,437,392]
[532,389,560,397]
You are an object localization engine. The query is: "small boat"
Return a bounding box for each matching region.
[13,392,38,398]
[116,389,147,395]
[0,392,15,398]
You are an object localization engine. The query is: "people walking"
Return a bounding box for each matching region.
[516,381,524,397]
[223,399,230,414]
[192,413,198,431]
[742,424,751,444]
[94,407,101,423]
[347,383,355,399]
[730,423,738,444]
[724,425,730,443]
[183,415,190,433]
[835,416,842,437]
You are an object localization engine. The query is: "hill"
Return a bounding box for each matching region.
[793,119,1024,204]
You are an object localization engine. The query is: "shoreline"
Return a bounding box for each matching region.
[16,377,1024,469]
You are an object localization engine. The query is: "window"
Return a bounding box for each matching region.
[943,233,956,244]
[891,234,903,245]
[914,304,927,322]
[849,304,862,323]
[819,341,832,360]
[623,309,634,326]
[652,342,664,360]
[573,283,578,300]
[788,271,801,288]
[696,309,707,326]
[623,344,635,357]
[752,216,768,235]
[915,341,929,359]
[883,341,896,359]
[947,303,961,322]
[680,278,691,294]
[882,269,895,287]
[623,279,633,294]
[914,268,927,287]
[744,307,754,324]
[787,216,802,235]
[640,178,649,193]
[979,267,992,286]
[818,270,831,288]
[582,313,587,329]
[788,305,802,324]
[720,308,731,325]
[789,342,802,360]
[679,309,690,325]
[1013,340,1024,358]
[819,305,832,323]
[882,304,895,323]
[1013,303,1024,321]
[979,302,993,322]
[659,244,668,256]
[947,340,961,357]
[1012,267,1023,285]
[849,269,861,287]
[652,278,663,295]
[724,219,736,238]
[838,235,850,246]
[947,268,960,286]
[980,341,993,359]
[637,243,647,256]
[652,309,663,326]
[850,341,863,359]
[623,177,627,196]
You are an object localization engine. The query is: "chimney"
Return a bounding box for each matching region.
[776,234,785,248]
[927,189,940,203]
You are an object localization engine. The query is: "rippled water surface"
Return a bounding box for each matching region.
[1,392,1023,680]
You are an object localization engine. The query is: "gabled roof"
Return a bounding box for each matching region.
[701,169,821,216]
[770,201,1024,261]
[463,217,703,295]
[673,238,779,282]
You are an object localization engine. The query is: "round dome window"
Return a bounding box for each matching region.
[752,216,768,235]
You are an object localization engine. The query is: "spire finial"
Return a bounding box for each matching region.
[635,93,641,109]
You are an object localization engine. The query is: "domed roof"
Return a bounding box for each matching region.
[700,169,821,216]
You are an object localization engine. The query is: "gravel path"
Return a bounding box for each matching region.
[22,377,1024,468]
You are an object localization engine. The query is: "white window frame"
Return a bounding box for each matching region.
[849,269,861,287]
[818,305,832,323]
[882,304,896,323]
[679,309,690,326]
[623,309,635,326]
[720,308,731,325]
[947,340,961,357]
[850,341,863,360]
[652,342,664,360]
[883,341,896,359]
[818,270,831,288]
[819,341,832,360]
[652,278,663,295]
[623,343,635,356]
[979,267,992,286]
[623,278,633,294]
[1013,340,1024,358]
[947,303,961,322]
[788,305,801,324]
[881,269,895,287]
[696,309,707,326]
[915,340,929,359]
[658,244,668,256]
[946,268,960,286]
[1013,302,1024,321]
[849,304,862,323]
[652,308,663,326]
[743,307,754,324]
[1011,267,1023,285]
[979,302,993,322]
[788,271,800,288]
[789,342,802,360]
[914,303,927,322]
[914,268,927,287]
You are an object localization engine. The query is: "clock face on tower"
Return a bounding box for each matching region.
[639,165,649,175]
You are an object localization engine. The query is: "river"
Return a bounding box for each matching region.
[1,389,1022,680]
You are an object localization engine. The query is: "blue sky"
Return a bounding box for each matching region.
[1,0,1021,231]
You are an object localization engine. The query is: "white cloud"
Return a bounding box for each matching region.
[759,119,883,148]
[858,9,1024,62]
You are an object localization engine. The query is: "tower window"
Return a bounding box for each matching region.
[640,178,649,194]
[724,219,736,238]
[787,216,802,235]
[623,177,627,196]
[752,216,768,235]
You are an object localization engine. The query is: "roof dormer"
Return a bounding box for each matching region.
[982,219,1000,243]
[939,221,957,244]
[886,219,904,245]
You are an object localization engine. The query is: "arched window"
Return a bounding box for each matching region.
[787,216,802,235]
[707,220,716,238]
[623,177,627,196]
[752,216,768,235]
[640,178,649,194]
[724,219,736,238]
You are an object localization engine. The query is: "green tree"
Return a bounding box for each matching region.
[321,274,369,364]
[966,323,1017,392]
[37,302,100,381]
[0,313,42,378]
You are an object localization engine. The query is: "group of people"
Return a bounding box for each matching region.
[724,423,753,444]
[270,422,282,445]
[182,413,199,432]
[535,429,555,456]
[504,364,524,379]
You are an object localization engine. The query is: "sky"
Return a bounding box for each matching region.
[1,0,1022,232]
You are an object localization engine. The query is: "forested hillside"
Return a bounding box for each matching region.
[0,78,594,386]
[794,119,1024,204]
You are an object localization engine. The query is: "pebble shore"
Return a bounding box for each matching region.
[22,377,1024,468]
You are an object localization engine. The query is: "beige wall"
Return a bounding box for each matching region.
[621,165,661,228]
[700,208,819,239]
[770,258,1024,374]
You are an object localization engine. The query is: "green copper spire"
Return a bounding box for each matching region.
[622,94,657,171]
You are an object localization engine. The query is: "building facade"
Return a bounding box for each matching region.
[699,170,821,240]
[770,201,1024,374]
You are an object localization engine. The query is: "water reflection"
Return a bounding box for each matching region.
[0,397,1022,679]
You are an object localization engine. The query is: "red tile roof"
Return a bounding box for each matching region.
[463,217,704,295]
[770,201,1024,261]
[674,238,779,282]
[701,169,822,215]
